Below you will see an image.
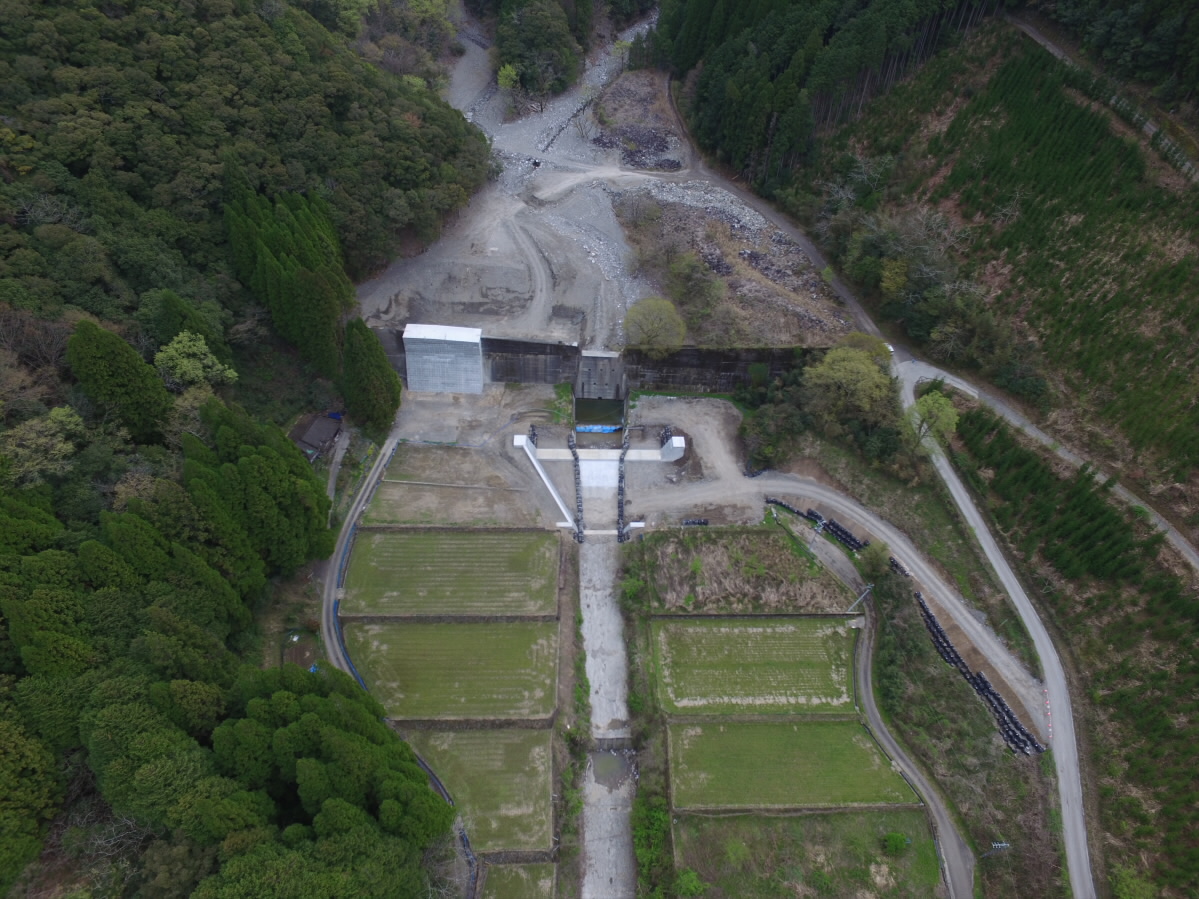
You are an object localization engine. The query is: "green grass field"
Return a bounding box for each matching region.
[674,810,940,898]
[342,621,558,719]
[668,721,915,809]
[651,618,855,715]
[342,531,559,616]
[405,730,554,853]
[481,863,556,899]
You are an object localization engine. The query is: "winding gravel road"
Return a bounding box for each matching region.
[856,597,976,899]
[895,364,1095,899]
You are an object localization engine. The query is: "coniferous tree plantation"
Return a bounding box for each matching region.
[0,0,487,892]
[789,27,1199,480]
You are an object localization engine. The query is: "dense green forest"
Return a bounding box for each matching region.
[656,0,1000,188]
[1037,0,1199,102]
[0,396,453,895]
[0,0,488,892]
[468,0,654,97]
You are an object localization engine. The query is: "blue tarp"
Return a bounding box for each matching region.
[576,425,622,433]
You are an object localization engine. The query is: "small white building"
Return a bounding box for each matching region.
[402,323,484,394]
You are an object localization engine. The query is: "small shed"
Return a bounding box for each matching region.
[296,415,342,460]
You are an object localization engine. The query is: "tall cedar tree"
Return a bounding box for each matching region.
[342,320,402,431]
[225,190,351,378]
[66,321,173,443]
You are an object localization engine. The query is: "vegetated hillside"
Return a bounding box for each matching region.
[467,0,654,99]
[656,0,999,191]
[0,0,489,313]
[787,24,1199,534]
[1039,0,1199,107]
[0,0,491,892]
[952,405,1199,897]
[656,1,1198,527]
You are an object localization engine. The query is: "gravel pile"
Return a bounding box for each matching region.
[632,180,772,235]
[592,125,683,170]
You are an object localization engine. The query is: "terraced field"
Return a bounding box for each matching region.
[481,863,556,899]
[668,721,915,809]
[362,482,543,528]
[651,618,855,715]
[342,621,558,719]
[343,530,559,616]
[385,444,514,487]
[405,730,554,852]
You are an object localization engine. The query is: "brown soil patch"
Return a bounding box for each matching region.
[283,632,320,668]
[598,69,679,134]
[364,481,545,528]
[387,443,514,487]
[780,456,850,495]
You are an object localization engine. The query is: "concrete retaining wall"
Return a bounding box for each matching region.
[376,327,822,394]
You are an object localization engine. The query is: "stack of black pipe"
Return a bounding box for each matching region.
[763,496,823,523]
[825,518,870,552]
[915,592,971,676]
[915,592,1045,755]
[889,556,911,577]
[967,671,1046,756]
[682,519,709,526]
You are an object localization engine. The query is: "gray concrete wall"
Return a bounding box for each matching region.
[624,347,818,393]
[483,337,581,385]
[377,328,821,395]
[403,332,484,394]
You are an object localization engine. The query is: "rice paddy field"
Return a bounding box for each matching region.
[404,730,554,852]
[674,809,940,899]
[651,617,855,715]
[481,863,556,899]
[668,721,916,809]
[342,530,560,616]
[342,620,558,719]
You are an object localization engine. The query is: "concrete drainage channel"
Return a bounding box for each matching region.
[577,535,637,898]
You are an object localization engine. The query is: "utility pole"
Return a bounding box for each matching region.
[980,842,1011,859]
[847,583,873,613]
